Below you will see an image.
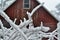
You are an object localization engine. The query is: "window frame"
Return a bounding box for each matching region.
[23,0,30,9]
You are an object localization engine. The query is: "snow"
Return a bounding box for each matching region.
[37,0,60,11]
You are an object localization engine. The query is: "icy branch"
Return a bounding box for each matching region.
[0,10,28,40]
[30,3,44,16]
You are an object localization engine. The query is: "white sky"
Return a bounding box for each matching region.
[37,0,60,11]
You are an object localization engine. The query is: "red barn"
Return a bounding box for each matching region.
[0,0,59,40]
[1,0,58,39]
[0,0,58,31]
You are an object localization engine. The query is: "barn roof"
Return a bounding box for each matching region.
[37,0,60,22]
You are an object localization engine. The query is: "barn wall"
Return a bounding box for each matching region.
[0,0,58,40]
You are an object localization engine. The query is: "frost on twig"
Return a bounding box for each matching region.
[0,10,28,40]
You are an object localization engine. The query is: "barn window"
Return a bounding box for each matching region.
[23,0,30,9]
